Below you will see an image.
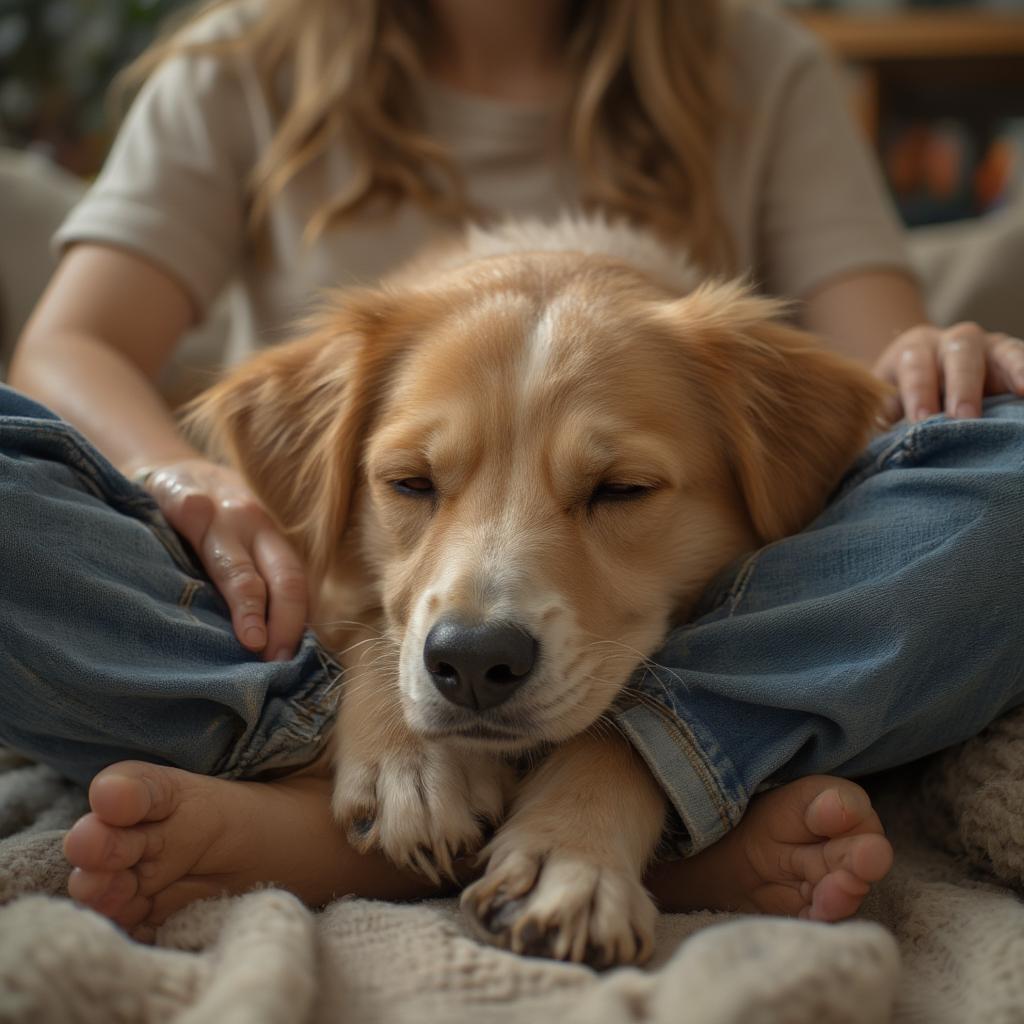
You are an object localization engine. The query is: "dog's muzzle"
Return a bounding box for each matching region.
[423,617,538,711]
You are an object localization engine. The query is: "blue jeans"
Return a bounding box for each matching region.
[0,386,341,787]
[1,384,1022,854]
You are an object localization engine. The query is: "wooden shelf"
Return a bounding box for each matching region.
[796,9,1024,61]
[795,9,1024,144]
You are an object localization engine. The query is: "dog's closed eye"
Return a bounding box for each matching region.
[588,481,655,505]
[392,477,435,497]
[393,477,657,506]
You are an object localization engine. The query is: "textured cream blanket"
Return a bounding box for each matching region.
[1,710,1022,1024]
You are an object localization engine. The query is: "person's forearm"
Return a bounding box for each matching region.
[9,332,200,475]
[799,269,929,368]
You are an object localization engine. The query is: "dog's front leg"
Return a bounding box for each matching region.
[461,729,666,967]
[330,650,514,884]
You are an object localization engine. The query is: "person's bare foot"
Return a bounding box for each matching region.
[65,764,888,937]
[62,759,441,935]
[646,775,893,921]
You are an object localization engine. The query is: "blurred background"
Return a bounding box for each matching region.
[0,0,191,176]
[789,0,1024,226]
[1,0,1023,226]
[1,0,1022,386]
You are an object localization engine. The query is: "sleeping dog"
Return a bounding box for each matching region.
[188,216,885,967]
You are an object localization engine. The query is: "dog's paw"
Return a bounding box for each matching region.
[461,842,656,968]
[332,745,509,884]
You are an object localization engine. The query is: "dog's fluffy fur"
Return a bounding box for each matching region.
[187,216,887,967]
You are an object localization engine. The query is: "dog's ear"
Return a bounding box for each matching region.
[662,282,890,544]
[183,287,412,579]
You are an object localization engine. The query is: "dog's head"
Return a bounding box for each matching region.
[188,251,886,752]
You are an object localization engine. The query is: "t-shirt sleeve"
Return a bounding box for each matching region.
[756,31,914,299]
[53,39,254,317]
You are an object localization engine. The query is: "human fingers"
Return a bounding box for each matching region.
[198,502,270,654]
[985,333,1024,397]
[143,463,270,652]
[252,526,308,661]
[939,322,987,418]
[145,467,215,554]
[892,327,941,423]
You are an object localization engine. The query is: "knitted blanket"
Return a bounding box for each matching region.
[1,710,1022,1024]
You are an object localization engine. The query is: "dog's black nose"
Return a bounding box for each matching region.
[424,618,538,711]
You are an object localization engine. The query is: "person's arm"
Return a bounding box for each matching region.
[11,244,198,471]
[10,243,308,661]
[801,268,1024,423]
[799,268,926,368]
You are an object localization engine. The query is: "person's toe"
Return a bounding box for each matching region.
[69,866,140,915]
[788,831,893,888]
[804,780,876,838]
[110,893,155,932]
[63,813,154,871]
[88,762,182,827]
[802,869,870,922]
[70,763,219,912]
[67,866,115,903]
[788,830,894,922]
[131,846,202,899]
[93,870,142,918]
[838,831,894,883]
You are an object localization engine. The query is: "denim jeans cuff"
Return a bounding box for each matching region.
[613,699,746,857]
[211,643,344,780]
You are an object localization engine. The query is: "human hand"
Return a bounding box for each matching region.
[139,459,308,660]
[874,322,1024,424]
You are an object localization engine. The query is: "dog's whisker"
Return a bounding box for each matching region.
[616,670,676,707]
[582,713,611,741]
[311,617,388,634]
[585,713,631,748]
[345,658,401,686]
[528,677,588,717]
[527,670,619,730]
[353,652,402,673]
[333,636,402,667]
[618,680,680,713]
[577,633,691,698]
[332,636,395,663]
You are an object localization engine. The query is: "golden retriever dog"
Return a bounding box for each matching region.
[187,216,886,968]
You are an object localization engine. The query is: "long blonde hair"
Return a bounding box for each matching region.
[123,0,732,273]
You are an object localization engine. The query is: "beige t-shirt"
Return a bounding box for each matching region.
[55,1,911,365]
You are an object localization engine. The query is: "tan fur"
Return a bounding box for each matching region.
[185,217,888,966]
